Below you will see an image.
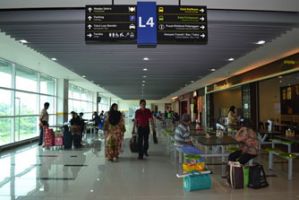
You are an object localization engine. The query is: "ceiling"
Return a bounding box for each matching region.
[0,9,298,100]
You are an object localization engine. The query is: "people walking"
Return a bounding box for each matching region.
[133,99,156,160]
[104,104,126,162]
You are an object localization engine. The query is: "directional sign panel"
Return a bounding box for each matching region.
[85,5,136,43]
[157,6,207,44]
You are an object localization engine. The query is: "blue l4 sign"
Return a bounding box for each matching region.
[137,2,157,46]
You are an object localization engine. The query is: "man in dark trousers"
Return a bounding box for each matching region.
[133,99,156,160]
[39,102,50,146]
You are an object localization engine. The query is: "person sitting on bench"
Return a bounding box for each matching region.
[228,120,259,165]
[174,114,193,146]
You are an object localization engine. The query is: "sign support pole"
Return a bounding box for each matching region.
[112,0,114,6]
[178,0,181,6]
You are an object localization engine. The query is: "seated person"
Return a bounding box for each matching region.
[228,120,259,165]
[174,114,192,146]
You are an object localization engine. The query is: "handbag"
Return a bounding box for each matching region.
[227,161,247,189]
[248,164,269,189]
[153,130,158,144]
[70,125,81,135]
[130,135,138,153]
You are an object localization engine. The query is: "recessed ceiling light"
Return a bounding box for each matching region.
[90,189,94,193]
[51,57,57,61]
[255,40,266,45]
[142,84,145,87]
[278,76,283,79]
[143,75,147,78]
[142,80,146,83]
[210,68,216,72]
[143,68,148,71]
[19,39,28,44]
[228,58,234,61]
[143,57,149,61]
[82,75,86,78]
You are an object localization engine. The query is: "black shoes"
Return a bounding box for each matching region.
[144,152,149,157]
[137,156,143,160]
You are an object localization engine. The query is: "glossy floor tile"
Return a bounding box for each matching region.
[0,122,298,200]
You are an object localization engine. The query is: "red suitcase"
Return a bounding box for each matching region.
[54,136,63,146]
[44,127,54,147]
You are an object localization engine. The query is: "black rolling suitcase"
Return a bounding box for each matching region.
[63,125,73,149]
[130,135,138,153]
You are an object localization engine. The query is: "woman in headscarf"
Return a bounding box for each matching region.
[104,103,126,161]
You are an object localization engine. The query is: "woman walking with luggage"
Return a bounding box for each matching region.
[104,103,126,161]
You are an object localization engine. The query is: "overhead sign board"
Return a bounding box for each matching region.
[85,5,136,43]
[137,2,157,46]
[157,6,207,44]
[85,4,208,45]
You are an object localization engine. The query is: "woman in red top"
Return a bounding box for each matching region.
[133,99,156,160]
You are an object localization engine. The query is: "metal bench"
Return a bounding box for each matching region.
[265,147,297,180]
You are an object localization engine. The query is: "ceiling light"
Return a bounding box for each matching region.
[228,58,234,61]
[255,40,266,45]
[143,68,148,71]
[278,76,283,79]
[51,58,57,61]
[142,84,145,86]
[82,75,86,78]
[210,68,216,72]
[143,75,147,78]
[90,189,94,193]
[19,39,28,44]
[143,57,149,61]
[142,80,146,83]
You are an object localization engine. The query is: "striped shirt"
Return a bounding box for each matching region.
[174,123,191,145]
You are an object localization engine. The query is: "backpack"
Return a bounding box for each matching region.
[248,164,269,189]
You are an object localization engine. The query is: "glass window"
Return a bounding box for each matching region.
[16,67,38,92]
[15,92,38,115]
[0,59,12,88]
[15,116,39,141]
[40,75,55,95]
[68,84,94,115]
[40,95,55,115]
[0,118,13,145]
[0,89,13,116]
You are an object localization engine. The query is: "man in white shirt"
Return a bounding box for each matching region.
[39,102,50,145]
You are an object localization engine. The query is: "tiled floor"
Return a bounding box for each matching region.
[0,122,298,200]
